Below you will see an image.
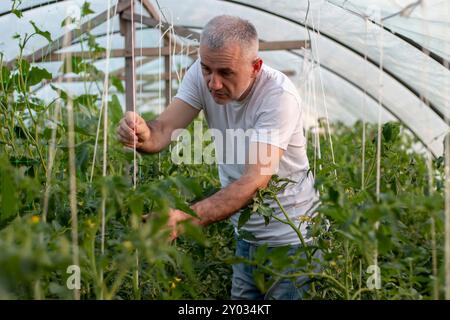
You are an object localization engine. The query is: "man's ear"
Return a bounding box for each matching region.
[252,58,263,76]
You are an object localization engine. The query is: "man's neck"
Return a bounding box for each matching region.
[237,73,259,102]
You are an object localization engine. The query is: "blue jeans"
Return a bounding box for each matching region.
[231,239,319,300]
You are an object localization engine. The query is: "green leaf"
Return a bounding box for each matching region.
[254,244,269,264]
[237,229,256,242]
[109,94,123,125]
[87,33,105,53]
[60,16,78,28]
[79,60,103,76]
[74,94,97,108]
[11,0,23,18]
[15,100,45,112]
[75,141,90,172]
[13,125,27,139]
[11,9,23,18]
[238,208,252,229]
[81,2,95,17]
[1,66,11,90]
[50,84,69,103]
[268,246,291,270]
[382,122,400,144]
[60,56,82,74]
[60,123,94,137]
[328,186,339,204]
[253,270,266,293]
[28,66,52,86]
[174,199,198,218]
[128,194,144,216]
[0,157,18,220]
[30,21,52,43]
[258,204,274,224]
[110,76,125,93]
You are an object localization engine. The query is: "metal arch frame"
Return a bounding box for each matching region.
[156,25,445,156]
[283,49,443,157]
[218,0,448,124]
[2,0,448,68]
[326,0,450,68]
[36,22,444,156]
[0,0,64,17]
[3,0,447,154]
[3,0,447,121]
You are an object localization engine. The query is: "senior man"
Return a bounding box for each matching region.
[117,15,319,300]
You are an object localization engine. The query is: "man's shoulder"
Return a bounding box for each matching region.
[258,64,300,100]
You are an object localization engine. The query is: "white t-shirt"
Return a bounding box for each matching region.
[174,59,319,246]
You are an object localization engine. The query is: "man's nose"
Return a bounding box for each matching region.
[208,73,223,91]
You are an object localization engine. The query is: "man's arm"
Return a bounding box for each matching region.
[117,97,200,154]
[169,142,284,230]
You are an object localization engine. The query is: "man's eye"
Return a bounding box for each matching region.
[201,66,211,73]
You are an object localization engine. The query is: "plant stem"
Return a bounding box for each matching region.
[272,195,311,260]
[254,261,348,299]
[431,216,439,299]
[16,116,47,173]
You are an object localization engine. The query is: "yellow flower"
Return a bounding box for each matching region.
[298,215,311,223]
[85,219,96,229]
[123,241,133,251]
[31,215,40,224]
[169,277,181,290]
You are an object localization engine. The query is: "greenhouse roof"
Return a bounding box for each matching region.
[0,0,449,156]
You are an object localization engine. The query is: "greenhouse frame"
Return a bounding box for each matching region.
[0,0,449,302]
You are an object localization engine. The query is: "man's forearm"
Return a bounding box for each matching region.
[190,175,266,226]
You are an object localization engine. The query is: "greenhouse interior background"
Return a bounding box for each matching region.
[0,0,449,301]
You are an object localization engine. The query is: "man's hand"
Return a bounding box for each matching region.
[167,208,189,241]
[117,111,151,152]
[141,209,195,241]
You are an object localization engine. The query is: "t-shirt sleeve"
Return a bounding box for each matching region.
[250,90,301,150]
[173,59,204,110]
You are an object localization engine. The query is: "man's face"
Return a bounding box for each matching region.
[199,42,261,104]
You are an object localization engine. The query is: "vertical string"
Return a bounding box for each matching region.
[158,15,162,173]
[445,118,450,300]
[361,18,369,190]
[302,49,312,150]
[420,2,440,300]
[130,0,142,298]
[99,0,115,300]
[90,3,119,184]
[310,7,336,178]
[131,0,137,189]
[444,1,450,300]
[311,67,322,176]
[375,10,384,204]
[374,17,384,274]
[101,0,113,257]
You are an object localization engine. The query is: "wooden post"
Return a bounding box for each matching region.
[164,38,171,106]
[119,0,135,112]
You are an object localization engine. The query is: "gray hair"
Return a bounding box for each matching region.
[200,15,259,58]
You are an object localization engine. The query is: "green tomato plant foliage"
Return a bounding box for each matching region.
[0,2,446,300]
